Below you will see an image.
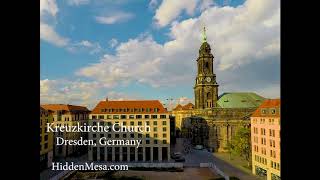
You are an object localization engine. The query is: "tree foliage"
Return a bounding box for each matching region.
[228,127,251,166]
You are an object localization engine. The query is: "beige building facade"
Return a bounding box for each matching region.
[251,99,281,180]
[88,99,170,162]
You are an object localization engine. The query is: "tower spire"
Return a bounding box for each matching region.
[202,26,207,42]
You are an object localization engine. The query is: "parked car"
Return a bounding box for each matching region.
[175,156,185,162]
[171,152,182,159]
[194,145,204,150]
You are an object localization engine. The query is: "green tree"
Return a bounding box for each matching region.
[229,127,251,167]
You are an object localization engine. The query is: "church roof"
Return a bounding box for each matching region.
[172,103,195,111]
[41,104,90,113]
[217,92,265,108]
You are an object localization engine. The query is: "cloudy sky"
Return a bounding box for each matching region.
[40,0,280,110]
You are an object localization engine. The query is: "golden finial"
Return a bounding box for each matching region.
[202,26,207,42]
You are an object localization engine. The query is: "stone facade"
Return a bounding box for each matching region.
[172,32,262,152]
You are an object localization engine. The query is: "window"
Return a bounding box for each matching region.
[163,127,167,132]
[136,115,142,119]
[121,115,127,119]
[153,127,157,132]
[130,121,134,126]
[163,133,167,138]
[145,115,150,118]
[163,140,167,144]
[44,135,48,141]
[146,134,150,138]
[122,122,127,126]
[106,115,112,119]
[146,121,150,125]
[113,115,119,119]
[153,121,157,125]
[138,134,142,138]
[129,115,134,119]
[99,115,104,119]
[107,122,112,126]
[151,115,157,119]
[154,134,158,138]
[271,108,276,114]
[146,108,150,112]
[130,133,134,138]
[261,109,267,114]
[107,134,112,138]
[154,140,158,144]
[160,115,166,119]
[100,134,104,138]
[92,115,97,119]
[115,134,120,138]
[138,121,142,125]
[146,140,150,144]
[162,121,167,125]
[122,134,127,138]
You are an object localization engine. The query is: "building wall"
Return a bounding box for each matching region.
[88,113,170,162]
[173,107,255,152]
[52,113,89,158]
[251,117,281,180]
[40,109,54,169]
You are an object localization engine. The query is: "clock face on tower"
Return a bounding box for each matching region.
[206,77,211,82]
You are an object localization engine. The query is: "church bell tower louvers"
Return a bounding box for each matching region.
[194,27,219,109]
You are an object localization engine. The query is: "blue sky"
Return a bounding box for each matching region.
[40,0,279,109]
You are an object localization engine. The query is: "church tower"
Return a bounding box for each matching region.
[194,27,219,109]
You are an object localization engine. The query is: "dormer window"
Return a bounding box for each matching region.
[270,108,276,114]
[261,109,267,114]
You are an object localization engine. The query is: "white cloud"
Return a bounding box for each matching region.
[154,0,198,27]
[95,12,134,24]
[198,0,215,11]
[40,0,70,47]
[108,38,119,48]
[40,23,69,47]
[40,0,58,17]
[67,0,90,6]
[76,0,280,98]
[40,79,141,109]
[67,40,102,54]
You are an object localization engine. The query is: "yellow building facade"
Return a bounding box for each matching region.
[40,107,54,170]
[41,104,90,158]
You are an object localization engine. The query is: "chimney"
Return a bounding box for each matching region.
[106,97,108,102]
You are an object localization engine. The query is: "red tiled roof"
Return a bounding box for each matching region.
[173,103,194,111]
[251,99,280,117]
[41,104,90,113]
[91,100,168,114]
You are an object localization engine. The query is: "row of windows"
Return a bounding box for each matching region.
[252,118,280,125]
[92,133,168,139]
[100,108,159,113]
[271,161,280,170]
[253,128,280,138]
[92,114,167,120]
[253,145,277,158]
[92,121,167,127]
[254,155,267,165]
